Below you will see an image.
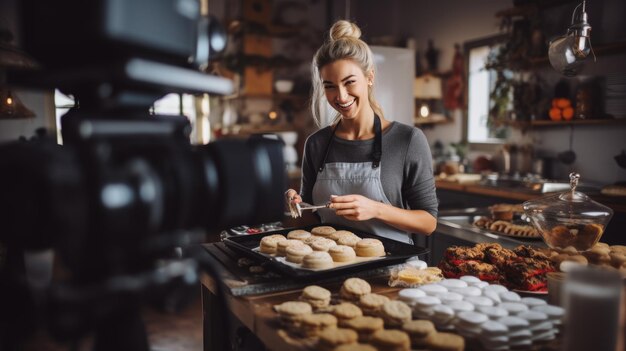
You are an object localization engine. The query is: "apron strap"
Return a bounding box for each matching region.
[318,115,383,172]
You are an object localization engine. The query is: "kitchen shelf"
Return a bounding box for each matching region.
[493,118,626,130]
[414,114,451,127]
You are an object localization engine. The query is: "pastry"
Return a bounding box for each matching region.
[340,278,371,301]
[287,229,312,241]
[423,331,465,351]
[355,238,385,257]
[370,329,411,351]
[380,300,412,328]
[311,237,338,252]
[336,233,362,248]
[402,320,436,347]
[259,234,287,254]
[276,239,307,257]
[302,251,334,269]
[331,302,363,327]
[330,230,357,242]
[317,328,358,351]
[300,285,332,310]
[311,225,336,237]
[328,245,357,263]
[273,301,312,325]
[333,343,377,351]
[298,313,337,337]
[286,244,313,263]
[358,293,390,317]
[342,316,384,342]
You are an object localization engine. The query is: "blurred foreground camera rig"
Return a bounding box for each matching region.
[0,1,287,350]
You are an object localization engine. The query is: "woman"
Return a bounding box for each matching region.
[285,20,438,243]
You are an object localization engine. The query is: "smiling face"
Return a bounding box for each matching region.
[320,59,374,121]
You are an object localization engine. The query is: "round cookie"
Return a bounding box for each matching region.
[340,277,372,301]
[331,302,363,327]
[329,245,357,262]
[424,331,465,351]
[370,329,411,351]
[330,230,357,242]
[311,225,336,237]
[276,239,306,257]
[287,229,312,241]
[302,251,334,269]
[380,300,412,328]
[298,313,337,337]
[343,316,385,342]
[337,233,362,248]
[317,328,358,351]
[355,238,385,257]
[358,293,390,316]
[273,301,312,323]
[300,285,332,310]
[286,244,313,263]
[259,234,287,254]
[311,237,338,252]
[333,343,377,351]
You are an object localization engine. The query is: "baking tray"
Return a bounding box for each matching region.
[223,224,428,280]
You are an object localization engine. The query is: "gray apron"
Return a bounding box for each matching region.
[312,115,411,243]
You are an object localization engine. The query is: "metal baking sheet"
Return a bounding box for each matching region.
[223,224,428,280]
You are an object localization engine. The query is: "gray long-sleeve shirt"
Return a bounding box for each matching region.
[300,121,438,218]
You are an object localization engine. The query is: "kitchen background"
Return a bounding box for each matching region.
[1,0,626,186]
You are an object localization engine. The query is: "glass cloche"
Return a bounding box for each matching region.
[523,173,614,252]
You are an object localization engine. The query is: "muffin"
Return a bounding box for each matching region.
[259,234,287,254]
[355,238,385,257]
[276,239,307,257]
[311,226,337,237]
[287,229,312,241]
[311,237,338,252]
[329,245,357,263]
[286,244,313,263]
[302,251,334,270]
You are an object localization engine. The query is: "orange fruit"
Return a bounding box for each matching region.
[562,107,574,120]
[556,98,571,109]
[549,107,562,121]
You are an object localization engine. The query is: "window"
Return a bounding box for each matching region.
[464,35,509,145]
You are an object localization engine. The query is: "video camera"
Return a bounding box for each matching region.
[0,1,286,350]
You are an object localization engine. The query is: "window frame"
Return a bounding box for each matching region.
[462,34,508,152]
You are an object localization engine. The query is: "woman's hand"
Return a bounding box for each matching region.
[329,194,381,221]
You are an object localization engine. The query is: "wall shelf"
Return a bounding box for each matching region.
[494,118,626,130]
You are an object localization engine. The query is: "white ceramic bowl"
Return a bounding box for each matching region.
[274,80,294,93]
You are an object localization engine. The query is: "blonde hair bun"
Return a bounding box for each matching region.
[329,20,361,41]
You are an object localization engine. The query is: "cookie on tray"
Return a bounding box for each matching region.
[311,237,338,252]
[340,277,372,301]
[336,233,362,248]
[287,229,312,241]
[302,251,334,270]
[355,238,385,257]
[276,239,307,257]
[286,244,313,263]
[311,225,337,237]
[329,245,357,263]
[259,234,287,254]
[330,230,357,242]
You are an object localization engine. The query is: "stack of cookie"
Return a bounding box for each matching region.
[300,285,332,310]
[340,278,372,301]
[358,293,389,317]
[369,329,411,351]
[273,301,313,332]
[401,320,465,351]
[330,302,363,327]
[316,328,358,351]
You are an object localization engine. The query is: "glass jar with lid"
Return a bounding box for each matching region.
[523,173,613,251]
